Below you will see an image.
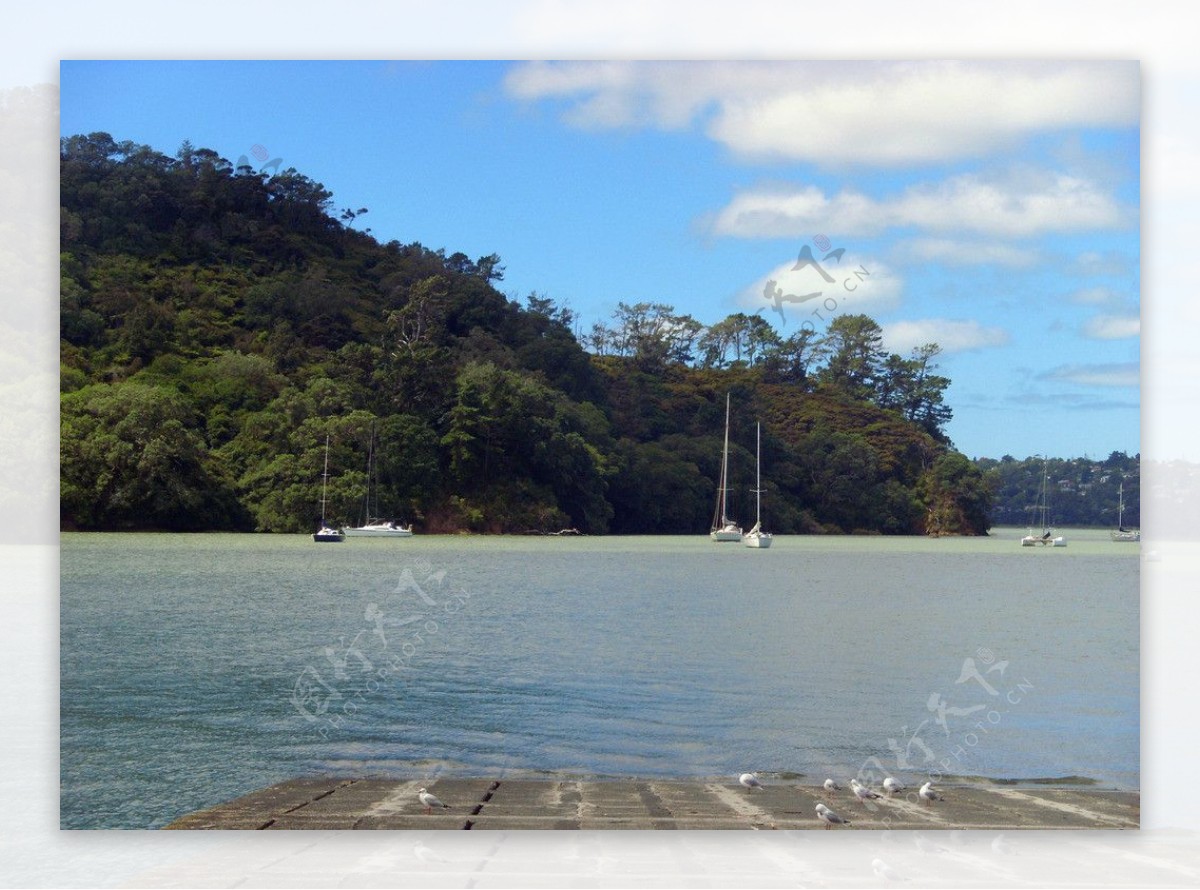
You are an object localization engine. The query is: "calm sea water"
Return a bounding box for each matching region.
[60,530,1138,829]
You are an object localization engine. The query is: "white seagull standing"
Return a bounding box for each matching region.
[883,777,905,796]
[739,772,764,791]
[850,779,882,802]
[417,787,449,814]
[823,778,841,796]
[815,803,851,829]
[918,782,943,805]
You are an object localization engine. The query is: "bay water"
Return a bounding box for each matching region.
[60,529,1138,828]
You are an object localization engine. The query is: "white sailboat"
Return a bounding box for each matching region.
[1111,480,1140,542]
[710,393,743,542]
[344,519,413,538]
[743,422,773,549]
[1020,460,1065,547]
[343,422,414,538]
[313,434,345,543]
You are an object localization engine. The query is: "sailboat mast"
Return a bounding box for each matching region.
[755,422,762,525]
[363,421,375,524]
[321,433,331,523]
[1041,460,1050,532]
[721,393,731,523]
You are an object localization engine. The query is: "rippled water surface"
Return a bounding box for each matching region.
[60,529,1138,828]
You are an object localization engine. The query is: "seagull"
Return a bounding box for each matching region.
[815,803,850,829]
[883,777,905,796]
[739,772,764,791]
[823,778,841,796]
[417,787,449,814]
[815,802,850,829]
[851,779,882,802]
[918,782,943,805]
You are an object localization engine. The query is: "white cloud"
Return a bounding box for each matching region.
[735,255,902,322]
[1041,362,1140,387]
[1073,251,1136,278]
[898,237,1041,268]
[1082,314,1141,340]
[1068,285,1127,306]
[505,60,713,129]
[709,171,1128,240]
[883,319,1010,355]
[505,60,1139,165]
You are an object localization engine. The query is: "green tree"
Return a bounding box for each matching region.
[607,436,713,533]
[743,313,782,365]
[605,302,700,369]
[918,451,993,535]
[440,362,614,531]
[761,328,819,387]
[701,312,781,368]
[816,314,886,400]
[372,413,441,517]
[880,344,953,442]
[61,382,248,530]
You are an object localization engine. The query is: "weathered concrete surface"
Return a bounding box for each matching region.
[164,779,1138,830]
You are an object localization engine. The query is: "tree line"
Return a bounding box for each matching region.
[60,132,993,536]
[585,302,953,442]
[979,452,1140,528]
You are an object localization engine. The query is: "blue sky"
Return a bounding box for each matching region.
[60,60,1141,460]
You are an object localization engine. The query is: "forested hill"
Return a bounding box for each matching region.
[60,133,993,535]
[979,452,1140,529]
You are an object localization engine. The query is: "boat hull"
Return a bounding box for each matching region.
[710,529,743,542]
[1021,533,1066,547]
[1111,530,1140,542]
[743,533,773,549]
[313,532,345,543]
[343,527,414,538]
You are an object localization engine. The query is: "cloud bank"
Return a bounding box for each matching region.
[505,60,1139,165]
[1040,362,1140,387]
[883,318,1011,355]
[736,256,902,321]
[1082,314,1141,340]
[708,171,1129,240]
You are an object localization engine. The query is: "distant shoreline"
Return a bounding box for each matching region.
[58,525,1133,536]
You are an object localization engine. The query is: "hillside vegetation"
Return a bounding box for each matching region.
[979,452,1140,529]
[60,133,993,535]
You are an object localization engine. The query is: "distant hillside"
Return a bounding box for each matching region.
[60,133,993,535]
[977,453,1140,529]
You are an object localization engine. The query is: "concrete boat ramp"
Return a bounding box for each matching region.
[164,778,1138,830]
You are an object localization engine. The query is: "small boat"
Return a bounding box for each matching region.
[1111,480,1140,542]
[344,520,413,538]
[313,524,345,543]
[710,393,742,542]
[1020,459,1065,547]
[743,422,772,549]
[313,434,344,543]
[343,422,414,538]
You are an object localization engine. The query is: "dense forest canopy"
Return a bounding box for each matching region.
[979,452,1140,529]
[61,132,1013,535]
